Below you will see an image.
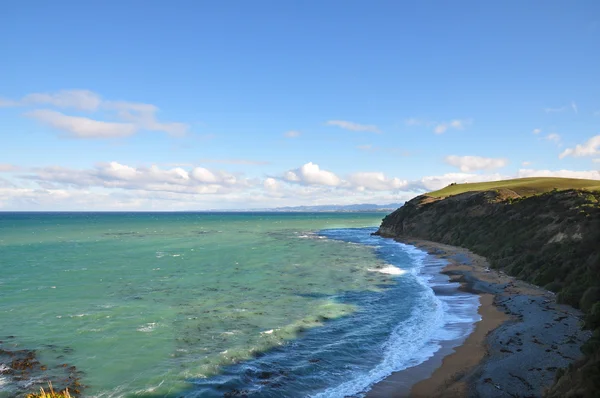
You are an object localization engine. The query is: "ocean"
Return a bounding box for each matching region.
[0,212,479,397]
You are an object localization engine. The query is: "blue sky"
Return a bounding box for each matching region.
[1,1,599,210]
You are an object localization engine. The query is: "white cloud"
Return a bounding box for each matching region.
[348,172,408,191]
[444,155,508,172]
[517,169,600,180]
[545,133,561,143]
[20,162,251,195]
[190,167,217,183]
[6,160,600,211]
[593,159,600,164]
[263,177,280,192]
[283,162,341,186]
[25,109,137,138]
[559,135,600,158]
[284,130,301,138]
[533,128,542,134]
[7,161,419,210]
[22,90,102,111]
[100,161,139,180]
[571,101,578,114]
[522,161,532,166]
[326,120,380,133]
[3,89,190,138]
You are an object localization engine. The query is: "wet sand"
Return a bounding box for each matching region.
[367,237,590,398]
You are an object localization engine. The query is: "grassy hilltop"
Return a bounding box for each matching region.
[378,177,600,396]
[427,177,600,198]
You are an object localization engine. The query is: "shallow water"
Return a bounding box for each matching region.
[0,212,479,397]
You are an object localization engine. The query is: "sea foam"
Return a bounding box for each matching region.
[312,240,480,398]
[368,265,406,275]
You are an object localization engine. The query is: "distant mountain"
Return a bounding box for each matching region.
[262,203,404,212]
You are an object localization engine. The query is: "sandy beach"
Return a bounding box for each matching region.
[368,238,590,398]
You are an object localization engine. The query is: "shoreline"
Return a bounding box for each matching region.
[367,237,590,397]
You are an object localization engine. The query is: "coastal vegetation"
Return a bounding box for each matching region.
[26,384,71,398]
[0,345,84,397]
[377,177,600,397]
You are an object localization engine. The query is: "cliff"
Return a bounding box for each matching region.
[375,186,600,396]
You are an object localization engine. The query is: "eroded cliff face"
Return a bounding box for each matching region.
[376,190,517,238]
[376,188,600,396]
[376,189,599,299]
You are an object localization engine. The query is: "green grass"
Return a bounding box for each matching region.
[426,177,600,198]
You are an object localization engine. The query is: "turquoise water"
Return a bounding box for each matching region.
[0,212,479,397]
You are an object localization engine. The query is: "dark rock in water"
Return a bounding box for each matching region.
[223,389,250,397]
[0,343,86,396]
[257,371,272,380]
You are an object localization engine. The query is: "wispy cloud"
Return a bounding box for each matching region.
[444,155,508,172]
[25,109,137,138]
[404,118,427,127]
[23,90,102,111]
[2,89,102,111]
[104,100,188,136]
[0,98,19,107]
[544,106,567,113]
[357,144,375,151]
[544,102,578,114]
[434,119,471,134]
[284,130,301,138]
[326,120,380,133]
[533,128,542,134]
[405,118,472,134]
[3,89,190,138]
[522,161,532,166]
[545,133,561,144]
